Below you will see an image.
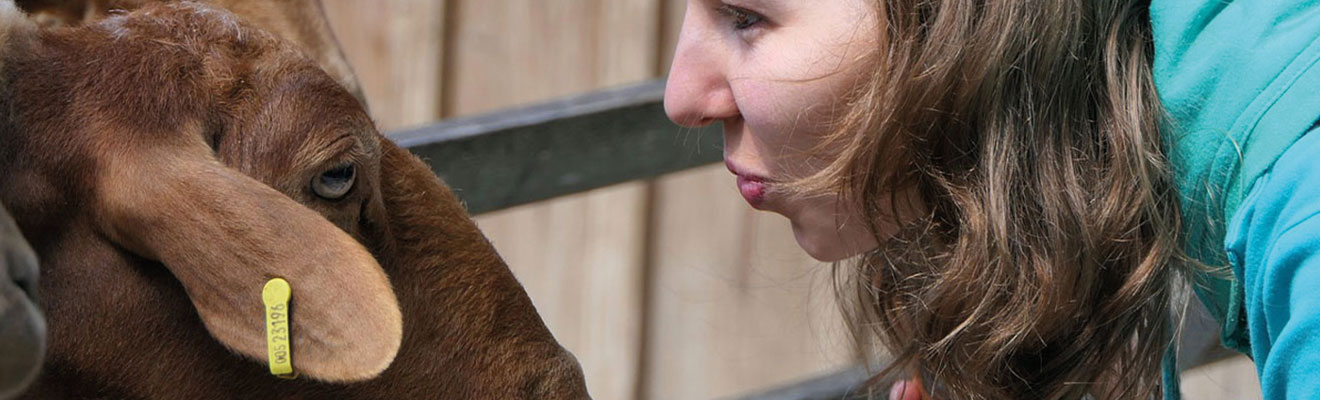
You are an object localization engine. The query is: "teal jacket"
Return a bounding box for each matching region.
[1152,0,1320,398]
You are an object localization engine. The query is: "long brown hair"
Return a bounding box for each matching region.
[800,0,1186,398]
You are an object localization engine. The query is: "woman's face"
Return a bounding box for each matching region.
[664,0,881,261]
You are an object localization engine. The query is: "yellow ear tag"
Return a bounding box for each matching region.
[262,278,297,379]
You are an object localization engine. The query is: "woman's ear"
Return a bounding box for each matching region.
[94,141,403,383]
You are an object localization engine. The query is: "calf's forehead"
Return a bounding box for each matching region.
[217,62,380,179]
[89,3,380,178]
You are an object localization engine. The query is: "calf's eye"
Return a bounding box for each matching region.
[312,163,355,200]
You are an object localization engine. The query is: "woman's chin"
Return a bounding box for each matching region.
[789,218,877,262]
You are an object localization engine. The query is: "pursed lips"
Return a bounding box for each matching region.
[725,160,769,209]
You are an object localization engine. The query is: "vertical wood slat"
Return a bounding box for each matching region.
[658,0,685,72]
[444,2,659,400]
[645,165,855,400]
[322,0,445,131]
[441,0,658,118]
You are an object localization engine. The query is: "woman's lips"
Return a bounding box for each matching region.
[727,161,769,208]
[736,175,767,208]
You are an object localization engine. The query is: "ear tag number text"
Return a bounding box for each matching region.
[263,278,296,379]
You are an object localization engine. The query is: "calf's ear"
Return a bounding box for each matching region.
[95,141,402,383]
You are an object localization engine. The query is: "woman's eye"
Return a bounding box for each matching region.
[312,163,356,200]
[719,5,764,31]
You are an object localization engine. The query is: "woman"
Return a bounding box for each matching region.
[664,0,1320,399]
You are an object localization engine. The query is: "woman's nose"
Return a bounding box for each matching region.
[664,17,739,127]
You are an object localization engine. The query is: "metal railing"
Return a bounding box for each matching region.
[389,79,1237,399]
[389,79,719,214]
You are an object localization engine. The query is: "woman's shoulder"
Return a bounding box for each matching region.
[1228,124,1320,269]
[1159,0,1320,285]
[1223,124,1320,393]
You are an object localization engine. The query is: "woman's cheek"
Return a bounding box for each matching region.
[729,80,779,132]
[754,78,846,131]
[736,79,817,133]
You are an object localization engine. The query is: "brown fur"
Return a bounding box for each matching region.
[14,0,365,104]
[0,3,588,399]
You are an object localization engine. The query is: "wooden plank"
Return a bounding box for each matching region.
[658,0,685,74]
[321,0,445,131]
[644,165,858,400]
[444,1,660,399]
[443,0,658,117]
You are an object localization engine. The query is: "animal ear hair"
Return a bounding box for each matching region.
[94,139,402,383]
[372,137,495,253]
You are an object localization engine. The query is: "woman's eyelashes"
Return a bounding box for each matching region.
[717,4,766,31]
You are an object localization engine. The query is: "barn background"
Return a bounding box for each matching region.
[317,1,1259,399]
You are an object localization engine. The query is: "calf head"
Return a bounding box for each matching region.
[1,3,587,399]
[0,0,401,386]
[0,204,41,400]
[13,0,365,104]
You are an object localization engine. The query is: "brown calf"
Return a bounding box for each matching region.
[0,2,588,399]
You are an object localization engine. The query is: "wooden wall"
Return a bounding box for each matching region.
[322,1,855,399]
